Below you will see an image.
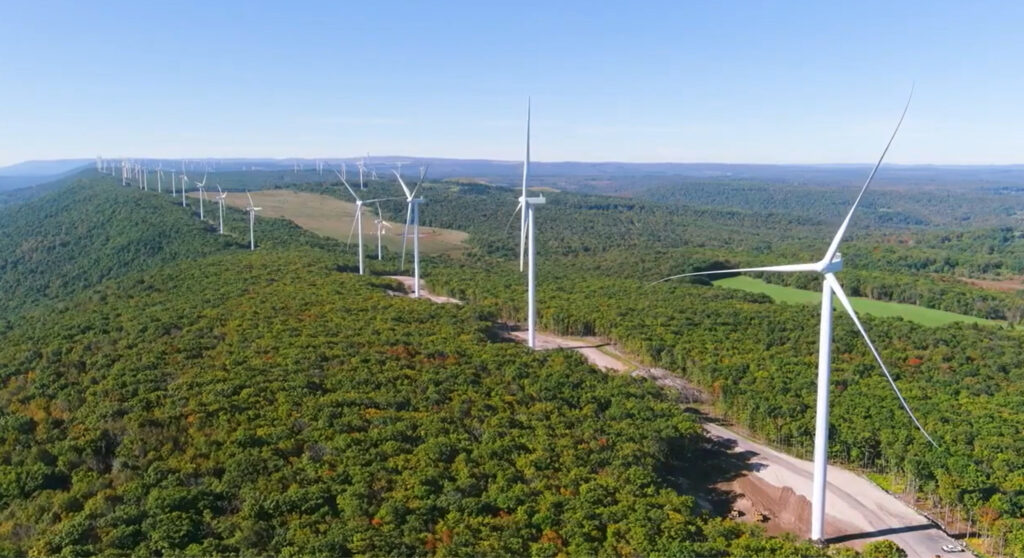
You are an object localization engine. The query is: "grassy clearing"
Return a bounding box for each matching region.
[198,190,469,256]
[715,275,999,327]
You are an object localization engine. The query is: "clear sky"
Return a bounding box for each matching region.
[1,0,1022,166]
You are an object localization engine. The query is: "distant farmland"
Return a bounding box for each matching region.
[715,276,999,327]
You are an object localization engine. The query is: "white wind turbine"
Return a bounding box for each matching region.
[195,172,208,219]
[654,91,935,542]
[374,202,392,260]
[157,165,163,193]
[333,168,396,275]
[245,191,261,251]
[180,167,190,208]
[171,170,177,196]
[393,167,427,296]
[513,99,545,348]
[215,185,227,234]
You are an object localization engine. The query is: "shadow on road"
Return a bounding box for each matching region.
[825,522,937,544]
[658,409,766,515]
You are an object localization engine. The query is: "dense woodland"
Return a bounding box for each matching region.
[0,178,856,556]
[356,177,1024,555]
[253,173,1024,552]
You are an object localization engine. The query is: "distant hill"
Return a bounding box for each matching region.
[0,159,92,177]
[7,157,1024,191]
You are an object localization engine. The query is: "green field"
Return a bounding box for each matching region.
[715,276,999,327]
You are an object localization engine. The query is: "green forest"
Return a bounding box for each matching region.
[0,177,860,556]
[306,174,1024,555]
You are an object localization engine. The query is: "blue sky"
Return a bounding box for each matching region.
[1,1,1022,165]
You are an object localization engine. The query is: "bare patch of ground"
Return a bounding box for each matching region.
[960,276,1024,292]
[386,275,462,304]
[506,331,626,372]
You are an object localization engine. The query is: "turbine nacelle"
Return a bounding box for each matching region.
[817,252,843,274]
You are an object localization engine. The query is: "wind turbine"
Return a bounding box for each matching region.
[215,185,227,234]
[393,167,427,296]
[654,91,935,543]
[157,165,163,193]
[180,167,189,208]
[245,191,261,251]
[195,172,208,219]
[171,170,177,196]
[357,158,365,190]
[374,202,392,260]
[513,99,545,349]
[334,168,396,275]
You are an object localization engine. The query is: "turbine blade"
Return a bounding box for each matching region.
[401,203,412,269]
[651,262,820,285]
[246,190,254,207]
[823,87,913,263]
[340,177,360,202]
[504,202,523,235]
[410,166,428,198]
[824,273,938,447]
[393,170,412,199]
[347,213,359,246]
[519,207,527,272]
[520,98,530,261]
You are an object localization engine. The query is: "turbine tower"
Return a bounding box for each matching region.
[171,170,177,196]
[334,168,395,275]
[245,191,261,251]
[655,90,935,543]
[393,167,427,297]
[157,165,163,193]
[180,169,189,208]
[374,202,392,260]
[514,99,545,348]
[215,185,227,234]
[195,172,208,219]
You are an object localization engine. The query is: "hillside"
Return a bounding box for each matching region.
[0,177,842,555]
[0,176,339,318]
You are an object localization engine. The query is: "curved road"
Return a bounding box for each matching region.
[703,423,972,558]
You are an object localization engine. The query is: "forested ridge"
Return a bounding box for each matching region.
[380,180,1024,554]
[0,177,850,556]
[294,176,1024,324]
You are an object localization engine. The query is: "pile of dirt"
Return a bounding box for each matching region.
[721,475,861,542]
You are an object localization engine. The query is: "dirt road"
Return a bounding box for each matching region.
[386,276,461,304]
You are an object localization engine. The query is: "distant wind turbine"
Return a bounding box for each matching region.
[374,202,392,260]
[393,167,427,296]
[180,166,190,208]
[215,185,227,234]
[334,168,396,275]
[245,191,261,251]
[195,172,208,219]
[653,90,934,543]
